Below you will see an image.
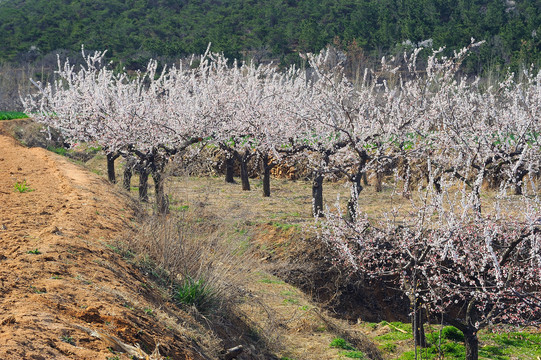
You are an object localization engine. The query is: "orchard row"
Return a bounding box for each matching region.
[24,41,540,360]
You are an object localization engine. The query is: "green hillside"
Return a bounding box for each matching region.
[0,0,540,71]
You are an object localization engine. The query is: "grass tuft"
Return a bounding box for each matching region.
[14,180,34,193]
[174,275,217,312]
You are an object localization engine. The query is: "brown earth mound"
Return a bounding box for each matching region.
[0,122,208,360]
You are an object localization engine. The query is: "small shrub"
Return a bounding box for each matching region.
[14,180,34,193]
[380,343,397,352]
[61,335,75,345]
[26,249,41,255]
[442,326,465,342]
[330,337,356,351]
[174,275,216,312]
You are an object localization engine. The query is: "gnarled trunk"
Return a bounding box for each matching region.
[139,166,150,202]
[347,173,363,220]
[375,170,383,192]
[444,302,480,360]
[123,156,137,191]
[260,153,272,197]
[464,327,479,360]
[513,168,528,195]
[225,155,236,184]
[234,150,253,191]
[106,152,120,183]
[312,171,324,217]
[123,165,132,191]
[412,300,427,348]
[239,160,250,191]
[152,170,169,215]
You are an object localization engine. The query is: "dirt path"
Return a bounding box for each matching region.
[0,122,206,360]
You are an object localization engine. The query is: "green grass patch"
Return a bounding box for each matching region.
[0,111,28,120]
[330,338,366,359]
[479,331,541,359]
[258,276,284,284]
[374,322,412,342]
[46,146,69,156]
[283,298,299,305]
[270,221,299,231]
[341,350,366,359]
[330,337,356,350]
[370,322,541,360]
[170,204,190,212]
[397,342,465,360]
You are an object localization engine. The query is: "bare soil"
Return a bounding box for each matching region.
[0,121,209,360]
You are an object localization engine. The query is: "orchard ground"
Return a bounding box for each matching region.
[1,118,540,359]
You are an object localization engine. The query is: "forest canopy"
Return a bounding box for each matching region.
[0,0,540,73]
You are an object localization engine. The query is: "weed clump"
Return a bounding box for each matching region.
[441,326,465,342]
[330,337,356,350]
[174,275,217,312]
[14,180,34,193]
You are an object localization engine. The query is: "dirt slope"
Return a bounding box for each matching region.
[0,122,208,360]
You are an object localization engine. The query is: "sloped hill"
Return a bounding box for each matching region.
[0,121,211,359]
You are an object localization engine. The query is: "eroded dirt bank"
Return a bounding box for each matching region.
[0,122,208,360]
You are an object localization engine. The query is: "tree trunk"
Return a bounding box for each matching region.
[464,328,479,360]
[152,171,169,215]
[234,150,252,191]
[375,170,383,192]
[402,158,411,199]
[513,168,528,196]
[123,163,132,191]
[225,155,236,184]
[412,301,427,348]
[514,182,523,196]
[471,186,482,215]
[261,153,271,197]
[239,160,250,191]
[362,171,369,186]
[139,166,150,202]
[312,172,324,217]
[434,176,442,193]
[106,152,119,183]
[347,173,363,220]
